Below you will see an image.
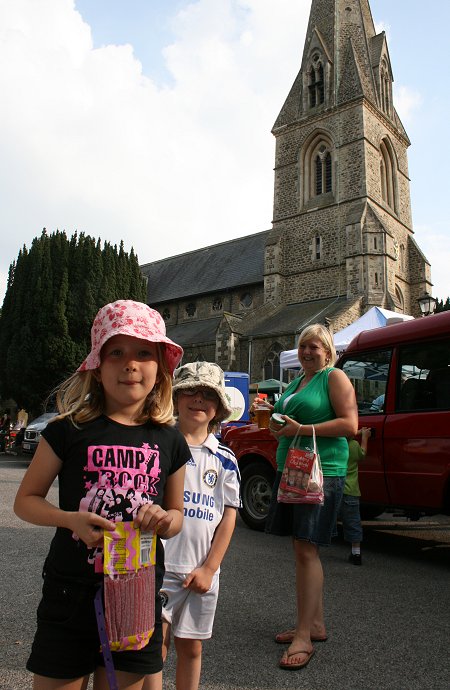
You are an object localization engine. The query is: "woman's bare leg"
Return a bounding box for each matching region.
[280,539,323,667]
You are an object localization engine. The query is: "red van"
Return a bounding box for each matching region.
[223,310,450,530]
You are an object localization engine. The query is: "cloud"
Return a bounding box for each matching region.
[393,85,422,126]
[0,0,309,303]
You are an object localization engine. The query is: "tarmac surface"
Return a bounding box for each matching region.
[1,454,449,689]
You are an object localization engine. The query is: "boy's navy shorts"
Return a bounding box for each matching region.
[27,573,163,679]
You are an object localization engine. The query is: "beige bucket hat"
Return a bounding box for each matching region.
[172,362,232,419]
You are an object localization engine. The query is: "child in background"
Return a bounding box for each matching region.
[341,427,371,565]
[14,300,190,690]
[153,362,240,690]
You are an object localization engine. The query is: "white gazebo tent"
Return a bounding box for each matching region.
[279,307,413,379]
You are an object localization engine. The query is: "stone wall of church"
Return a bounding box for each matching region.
[363,104,412,227]
[249,335,296,381]
[181,343,216,365]
[269,89,425,316]
[272,202,352,304]
[327,298,363,337]
[155,284,265,329]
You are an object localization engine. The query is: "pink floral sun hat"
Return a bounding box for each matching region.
[77,300,183,375]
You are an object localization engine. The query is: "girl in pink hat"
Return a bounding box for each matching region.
[14,300,190,690]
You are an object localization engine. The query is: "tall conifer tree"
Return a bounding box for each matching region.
[0,230,146,414]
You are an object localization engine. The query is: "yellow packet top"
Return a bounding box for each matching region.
[104,522,156,576]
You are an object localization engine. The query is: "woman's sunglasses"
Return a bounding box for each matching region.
[179,388,219,402]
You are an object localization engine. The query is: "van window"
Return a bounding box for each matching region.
[341,350,391,414]
[396,338,450,412]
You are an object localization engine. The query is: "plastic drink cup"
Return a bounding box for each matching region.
[255,407,271,429]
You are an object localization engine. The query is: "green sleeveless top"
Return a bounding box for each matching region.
[273,368,348,476]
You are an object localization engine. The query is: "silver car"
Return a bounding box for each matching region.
[22,412,58,455]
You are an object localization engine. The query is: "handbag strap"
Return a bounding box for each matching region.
[311,424,317,455]
[290,422,303,449]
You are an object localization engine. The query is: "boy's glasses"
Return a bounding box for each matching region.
[180,388,219,402]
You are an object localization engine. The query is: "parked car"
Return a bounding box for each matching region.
[223,310,450,530]
[22,412,58,456]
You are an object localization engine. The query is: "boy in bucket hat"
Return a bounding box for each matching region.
[154,362,241,690]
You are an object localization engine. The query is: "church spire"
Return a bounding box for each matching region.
[268,0,429,318]
[274,0,406,137]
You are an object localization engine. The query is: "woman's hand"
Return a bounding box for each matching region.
[270,415,302,438]
[250,395,274,415]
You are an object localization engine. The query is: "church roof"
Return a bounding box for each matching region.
[163,297,351,349]
[370,32,386,69]
[243,296,349,338]
[166,317,222,347]
[141,231,268,304]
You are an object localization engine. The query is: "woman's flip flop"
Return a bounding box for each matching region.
[279,647,315,670]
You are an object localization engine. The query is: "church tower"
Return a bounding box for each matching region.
[265,0,431,317]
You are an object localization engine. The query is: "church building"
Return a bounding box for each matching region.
[141,0,432,382]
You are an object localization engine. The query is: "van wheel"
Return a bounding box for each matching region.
[239,461,275,531]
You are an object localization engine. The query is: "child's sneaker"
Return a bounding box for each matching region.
[348,553,362,566]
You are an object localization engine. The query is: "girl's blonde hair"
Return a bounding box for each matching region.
[297,323,337,367]
[53,344,174,426]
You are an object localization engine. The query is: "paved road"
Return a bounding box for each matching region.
[1,455,449,690]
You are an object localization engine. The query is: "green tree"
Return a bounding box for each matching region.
[435,297,450,313]
[0,229,147,415]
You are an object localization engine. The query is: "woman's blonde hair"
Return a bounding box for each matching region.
[297,323,337,367]
[52,344,174,426]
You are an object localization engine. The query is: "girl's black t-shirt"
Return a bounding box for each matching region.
[41,415,190,583]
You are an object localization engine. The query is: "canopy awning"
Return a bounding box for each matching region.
[280,307,413,374]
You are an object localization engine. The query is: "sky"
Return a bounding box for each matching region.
[0,0,449,307]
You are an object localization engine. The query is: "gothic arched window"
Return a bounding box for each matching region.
[308,55,325,109]
[380,138,396,212]
[380,59,392,118]
[263,343,283,381]
[395,286,404,312]
[312,143,333,198]
[300,132,335,207]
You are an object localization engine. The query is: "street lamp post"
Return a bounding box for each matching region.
[417,293,437,317]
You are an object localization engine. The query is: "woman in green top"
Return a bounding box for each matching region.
[253,324,357,670]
